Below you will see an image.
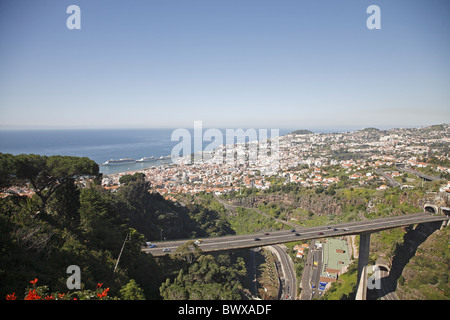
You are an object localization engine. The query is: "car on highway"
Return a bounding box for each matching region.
[264,233,270,235]
[254,238,261,241]
[146,242,156,248]
[162,248,171,252]
[290,229,296,232]
[318,232,324,235]
[295,233,301,236]
[333,228,339,231]
[194,239,203,244]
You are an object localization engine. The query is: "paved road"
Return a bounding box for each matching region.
[375,169,402,188]
[270,245,297,300]
[310,245,324,298]
[143,212,447,256]
[396,164,441,181]
[300,240,315,300]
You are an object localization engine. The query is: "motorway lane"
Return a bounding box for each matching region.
[375,169,402,187]
[311,246,324,298]
[300,240,315,300]
[270,245,297,300]
[396,165,440,181]
[143,212,448,256]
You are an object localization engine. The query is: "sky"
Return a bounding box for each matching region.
[0,0,449,131]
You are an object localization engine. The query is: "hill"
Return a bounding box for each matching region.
[290,129,313,135]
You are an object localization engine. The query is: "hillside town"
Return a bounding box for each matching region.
[3,125,448,200]
[100,124,450,199]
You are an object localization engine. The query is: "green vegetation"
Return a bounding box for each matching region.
[1,151,448,300]
[322,261,358,300]
[0,153,241,300]
[228,207,284,234]
[181,192,285,234]
[254,248,279,299]
[290,129,313,135]
[214,174,446,300]
[159,245,247,299]
[396,227,450,300]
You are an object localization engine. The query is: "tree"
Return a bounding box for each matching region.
[78,187,123,252]
[47,178,81,229]
[0,153,16,192]
[120,279,146,300]
[119,172,145,185]
[174,241,202,264]
[14,154,99,214]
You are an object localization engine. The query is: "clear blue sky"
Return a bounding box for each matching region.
[0,0,449,130]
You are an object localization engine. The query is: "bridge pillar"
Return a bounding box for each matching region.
[356,232,371,300]
[440,207,450,228]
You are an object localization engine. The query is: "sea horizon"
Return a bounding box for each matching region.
[0,127,293,175]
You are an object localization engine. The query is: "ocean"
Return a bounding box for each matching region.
[0,128,293,175]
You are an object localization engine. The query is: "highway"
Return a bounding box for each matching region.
[375,169,402,188]
[310,244,324,298]
[143,212,448,256]
[396,164,441,181]
[300,240,315,300]
[269,245,297,300]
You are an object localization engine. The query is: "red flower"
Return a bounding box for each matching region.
[29,278,38,285]
[6,292,17,300]
[96,282,103,288]
[44,295,55,300]
[97,287,109,299]
[25,289,41,300]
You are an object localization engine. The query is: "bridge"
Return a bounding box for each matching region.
[143,209,449,300]
[143,212,448,257]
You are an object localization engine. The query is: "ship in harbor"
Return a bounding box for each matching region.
[136,156,156,162]
[101,158,136,166]
[137,155,171,162]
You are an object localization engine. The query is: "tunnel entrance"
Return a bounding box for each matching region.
[441,207,450,216]
[424,204,438,214]
[377,265,389,272]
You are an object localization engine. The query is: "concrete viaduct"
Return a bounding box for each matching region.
[143,206,449,300]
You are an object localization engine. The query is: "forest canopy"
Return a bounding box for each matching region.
[0,153,241,300]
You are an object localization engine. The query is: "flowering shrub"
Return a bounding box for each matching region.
[5,278,111,300]
[6,292,16,300]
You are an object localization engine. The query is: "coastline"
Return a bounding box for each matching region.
[99,158,173,176]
